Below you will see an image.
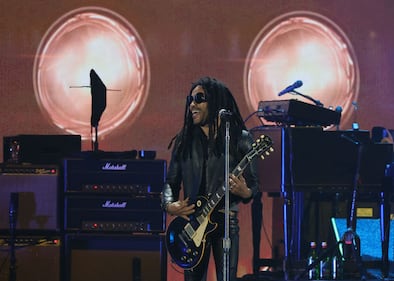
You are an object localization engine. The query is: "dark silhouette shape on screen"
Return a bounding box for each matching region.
[90,69,107,127]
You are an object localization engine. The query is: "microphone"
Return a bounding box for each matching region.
[352,101,358,110]
[278,80,303,96]
[335,106,342,130]
[219,109,232,119]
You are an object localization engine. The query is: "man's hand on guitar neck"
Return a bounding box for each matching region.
[229,174,252,199]
[166,197,195,221]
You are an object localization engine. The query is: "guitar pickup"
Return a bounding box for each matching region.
[184,223,195,239]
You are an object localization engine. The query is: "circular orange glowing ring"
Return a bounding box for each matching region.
[244,11,359,127]
[33,7,150,139]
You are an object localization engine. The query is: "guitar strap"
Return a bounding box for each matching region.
[198,137,208,197]
[198,158,207,196]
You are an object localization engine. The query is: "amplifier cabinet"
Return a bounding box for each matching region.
[65,195,165,233]
[0,165,60,232]
[64,233,166,281]
[63,158,166,194]
[251,127,390,192]
[0,235,61,281]
[251,127,282,192]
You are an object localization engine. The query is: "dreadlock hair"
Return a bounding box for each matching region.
[171,76,247,161]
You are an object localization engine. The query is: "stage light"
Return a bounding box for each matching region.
[33,7,150,140]
[244,11,359,128]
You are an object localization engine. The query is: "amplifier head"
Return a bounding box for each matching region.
[64,158,166,194]
[65,195,165,233]
[3,134,81,164]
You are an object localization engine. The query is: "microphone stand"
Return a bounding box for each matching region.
[9,192,19,281]
[340,134,367,280]
[292,90,324,107]
[93,125,99,152]
[223,119,231,281]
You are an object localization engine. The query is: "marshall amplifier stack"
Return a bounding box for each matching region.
[63,158,167,233]
[63,158,168,281]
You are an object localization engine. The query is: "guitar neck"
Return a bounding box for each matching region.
[201,134,272,217]
[204,156,251,213]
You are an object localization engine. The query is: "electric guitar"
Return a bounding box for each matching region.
[165,134,273,270]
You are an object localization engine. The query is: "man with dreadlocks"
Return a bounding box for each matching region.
[162,76,259,281]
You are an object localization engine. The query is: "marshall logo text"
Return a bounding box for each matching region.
[102,200,127,208]
[101,163,127,171]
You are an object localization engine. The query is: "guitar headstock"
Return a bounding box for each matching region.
[251,134,274,160]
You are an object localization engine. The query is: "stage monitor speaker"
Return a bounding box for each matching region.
[0,165,59,232]
[0,236,60,281]
[64,234,166,281]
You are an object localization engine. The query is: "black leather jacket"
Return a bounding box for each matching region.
[161,128,260,211]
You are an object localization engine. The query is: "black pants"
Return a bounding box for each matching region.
[184,214,240,281]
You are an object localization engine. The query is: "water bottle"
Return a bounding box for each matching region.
[308,241,319,280]
[332,255,338,280]
[319,241,331,280]
[332,247,343,280]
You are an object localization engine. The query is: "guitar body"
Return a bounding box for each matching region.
[166,196,218,270]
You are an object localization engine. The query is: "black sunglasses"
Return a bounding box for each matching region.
[187,92,207,104]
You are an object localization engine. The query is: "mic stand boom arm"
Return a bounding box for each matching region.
[292,90,324,107]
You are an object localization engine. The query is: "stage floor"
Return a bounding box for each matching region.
[238,267,394,281]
